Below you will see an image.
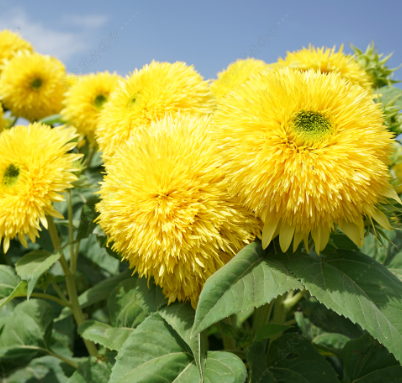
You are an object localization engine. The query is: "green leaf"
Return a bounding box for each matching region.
[39,114,65,125]
[79,235,119,275]
[192,240,302,335]
[78,320,133,351]
[0,300,54,362]
[109,313,246,383]
[66,355,114,383]
[376,85,402,108]
[267,333,339,382]
[288,249,402,364]
[107,278,147,328]
[76,196,100,240]
[5,355,75,383]
[159,302,206,380]
[57,269,132,321]
[16,250,61,299]
[254,324,292,342]
[0,265,28,309]
[342,334,402,383]
[247,341,277,383]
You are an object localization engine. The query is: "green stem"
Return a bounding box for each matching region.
[48,350,78,369]
[47,215,98,357]
[253,301,274,333]
[201,329,209,352]
[283,290,307,311]
[67,190,77,274]
[51,280,68,303]
[219,315,236,351]
[15,292,71,307]
[85,147,95,168]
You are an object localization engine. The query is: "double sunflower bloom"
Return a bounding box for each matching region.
[0,32,399,307]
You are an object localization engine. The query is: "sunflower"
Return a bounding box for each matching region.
[213,68,398,254]
[96,61,216,157]
[61,72,122,147]
[210,58,269,99]
[97,114,261,307]
[0,103,7,132]
[0,30,33,75]
[273,45,373,90]
[0,123,82,252]
[0,51,66,121]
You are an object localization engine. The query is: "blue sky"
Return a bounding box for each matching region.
[1,0,402,85]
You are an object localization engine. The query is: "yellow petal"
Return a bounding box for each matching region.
[47,209,64,220]
[311,226,330,255]
[279,223,295,252]
[293,230,304,252]
[262,216,280,249]
[383,186,402,204]
[371,209,391,231]
[18,232,28,248]
[339,221,362,248]
[3,237,10,253]
[39,216,48,230]
[303,235,310,253]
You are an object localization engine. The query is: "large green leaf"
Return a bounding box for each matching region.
[57,269,132,321]
[0,265,28,309]
[377,85,402,108]
[78,320,133,351]
[342,334,402,383]
[107,279,148,328]
[16,250,61,299]
[192,240,303,335]
[0,300,54,362]
[288,250,402,363]
[254,324,292,342]
[159,302,206,380]
[267,333,339,382]
[247,341,277,383]
[109,313,246,383]
[66,355,114,383]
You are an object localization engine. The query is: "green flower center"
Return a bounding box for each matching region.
[3,164,20,188]
[31,78,43,89]
[94,94,107,109]
[292,111,332,142]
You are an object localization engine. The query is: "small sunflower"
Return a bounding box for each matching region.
[0,103,7,132]
[213,68,398,254]
[0,51,66,121]
[0,30,33,75]
[210,58,269,99]
[97,114,261,307]
[96,61,216,157]
[61,72,122,147]
[0,123,82,252]
[274,45,373,90]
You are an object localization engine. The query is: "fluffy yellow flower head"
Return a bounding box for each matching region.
[62,72,122,147]
[0,51,66,121]
[274,45,372,90]
[0,123,82,252]
[96,61,216,157]
[0,103,7,132]
[210,58,269,99]
[97,114,261,307]
[0,30,33,75]
[213,68,398,254]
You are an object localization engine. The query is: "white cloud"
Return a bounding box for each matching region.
[0,8,108,62]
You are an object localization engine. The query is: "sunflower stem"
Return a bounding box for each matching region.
[252,300,274,334]
[47,215,98,357]
[51,280,68,303]
[67,190,77,274]
[16,292,71,308]
[219,315,237,351]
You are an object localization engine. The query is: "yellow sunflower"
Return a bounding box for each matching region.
[0,30,33,75]
[273,45,373,90]
[0,51,66,121]
[213,68,398,254]
[97,114,261,307]
[61,72,122,147]
[210,58,270,99]
[0,103,7,132]
[96,61,216,157]
[0,123,82,252]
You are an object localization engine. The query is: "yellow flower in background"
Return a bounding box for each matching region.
[63,73,80,91]
[210,58,269,99]
[61,72,122,147]
[97,114,261,307]
[273,45,373,90]
[0,123,82,252]
[392,163,402,194]
[96,61,216,157]
[0,30,33,75]
[0,51,66,121]
[0,103,7,132]
[213,68,398,254]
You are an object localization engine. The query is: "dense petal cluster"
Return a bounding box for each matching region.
[0,51,66,121]
[96,61,216,157]
[213,68,396,254]
[274,45,373,90]
[97,114,261,307]
[210,58,269,99]
[0,123,82,252]
[0,30,33,75]
[61,71,122,146]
